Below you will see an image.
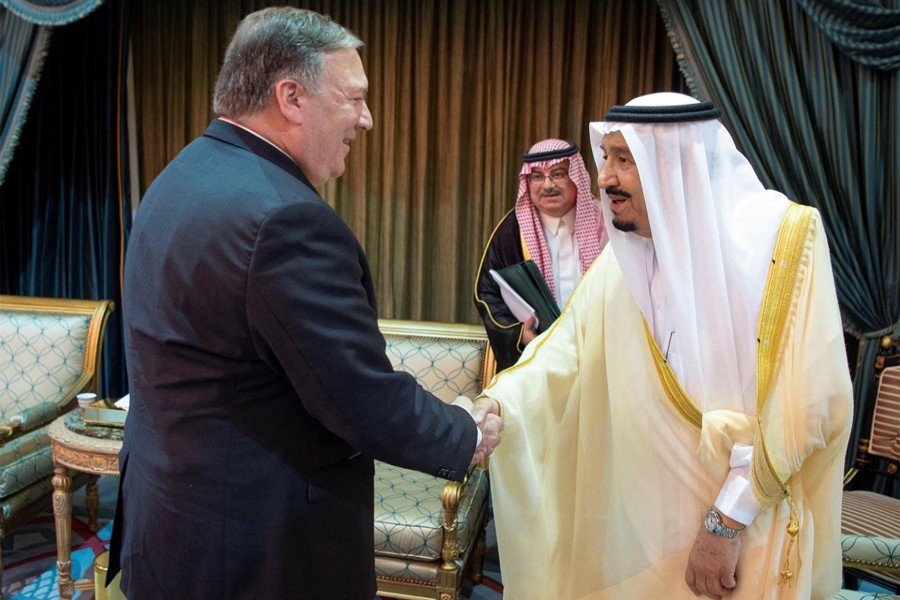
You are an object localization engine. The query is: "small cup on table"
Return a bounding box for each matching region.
[76,392,98,408]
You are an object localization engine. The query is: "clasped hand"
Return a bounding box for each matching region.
[453,396,503,465]
[521,316,538,345]
[684,523,741,599]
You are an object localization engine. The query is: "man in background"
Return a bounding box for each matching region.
[108,7,501,599]
[473,139,607,371]
[479,93,850,599]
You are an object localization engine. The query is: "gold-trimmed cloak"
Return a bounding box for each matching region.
[482,205,851,599]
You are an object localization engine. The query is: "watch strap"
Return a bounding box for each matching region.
[705,507,744,539]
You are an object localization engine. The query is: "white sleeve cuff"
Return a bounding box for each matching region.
[714,442,760,526]
[451,397,482,448]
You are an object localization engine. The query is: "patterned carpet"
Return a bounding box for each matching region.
[2,480,116,600]
[1,477,503,600]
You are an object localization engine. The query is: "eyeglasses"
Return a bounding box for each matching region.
[528,170,570,184]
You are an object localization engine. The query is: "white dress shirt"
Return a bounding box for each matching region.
[539,208,581,306]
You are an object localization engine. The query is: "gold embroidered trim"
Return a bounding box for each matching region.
[753,203,813,501]
[751,428,788,504]
[756,203,813,415]
[752,202,814,586]
[520,231,531,260]
[472,208,520,332]
[643,319,702,429]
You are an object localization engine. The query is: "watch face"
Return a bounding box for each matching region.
[704,510,719,533]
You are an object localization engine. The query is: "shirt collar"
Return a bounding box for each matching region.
[217,117,295,163]
[538,207,576,236]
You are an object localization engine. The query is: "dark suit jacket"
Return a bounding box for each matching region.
[108,119,477,600]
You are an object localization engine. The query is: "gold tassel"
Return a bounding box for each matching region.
[778,498,800,586]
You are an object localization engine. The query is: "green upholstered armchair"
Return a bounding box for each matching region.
[0,295,114,589]
[375,319,496,600]
[841,336,900,594]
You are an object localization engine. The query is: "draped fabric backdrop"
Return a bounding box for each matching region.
[656,0,900,475]
[0,0,132,397]
[129,0,681,324]
[0,1,107,184]
[0,11,49,187]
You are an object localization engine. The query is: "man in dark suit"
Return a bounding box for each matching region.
[108,7,502,599]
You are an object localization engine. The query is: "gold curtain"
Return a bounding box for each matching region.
[130,0,679,323]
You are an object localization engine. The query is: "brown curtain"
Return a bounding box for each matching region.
[130,0,680,323]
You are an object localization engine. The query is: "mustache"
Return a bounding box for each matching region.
[605,187,631,198]
[539,188,562,197]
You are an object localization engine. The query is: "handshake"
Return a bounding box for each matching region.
[452,396,503,466]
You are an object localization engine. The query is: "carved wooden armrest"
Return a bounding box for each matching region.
[0,391,80,447]
[439,469,473,572]
[15,400,65,428]
[0,417,23,447]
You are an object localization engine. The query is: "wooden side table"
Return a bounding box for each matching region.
[48,413,123,600]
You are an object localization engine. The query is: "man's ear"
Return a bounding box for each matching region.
[274,79,308,124]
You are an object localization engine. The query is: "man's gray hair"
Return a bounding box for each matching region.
[213,7,363,118]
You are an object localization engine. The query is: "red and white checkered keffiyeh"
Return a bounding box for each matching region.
[514,139,608,301]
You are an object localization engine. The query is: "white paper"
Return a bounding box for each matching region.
[489,269,538,329]
[115,394,130,411]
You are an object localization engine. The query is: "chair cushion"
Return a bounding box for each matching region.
[0,428,53,499]
[870,365,900,461]
[841,490,900,585]
[842,490,900,538]
[375,553,444,585]
[0,472,55,522]
[0,311,90,421]
[1,470,93,524]
[374,463,488,563]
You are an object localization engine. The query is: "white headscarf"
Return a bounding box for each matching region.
[589,93,790,413]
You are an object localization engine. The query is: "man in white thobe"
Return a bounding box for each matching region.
[476,93,852,599]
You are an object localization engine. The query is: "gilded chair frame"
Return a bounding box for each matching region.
[375,319,496,600]
[0,295,114,588]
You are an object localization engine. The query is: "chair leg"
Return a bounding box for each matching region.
[436,563,460,600]
[471,529,487,584]
[86,476,100,532]
[435,585,458,600]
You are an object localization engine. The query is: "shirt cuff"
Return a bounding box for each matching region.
[714,442,760,526]
[451,397,482,448]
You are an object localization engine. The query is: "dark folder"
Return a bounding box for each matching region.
[496,260,561,335]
